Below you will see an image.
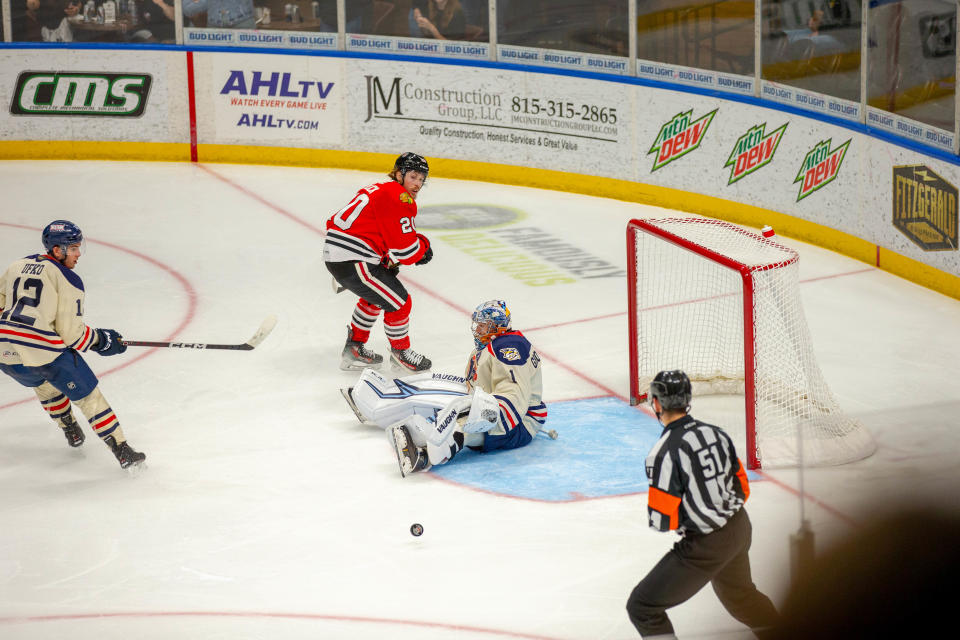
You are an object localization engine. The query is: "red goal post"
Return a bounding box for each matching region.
[627,217,874,469]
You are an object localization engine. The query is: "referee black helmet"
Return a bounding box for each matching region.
[649,370,692,411]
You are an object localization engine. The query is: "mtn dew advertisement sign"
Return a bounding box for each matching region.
[724,122,787,185]
[794,138,851,201]
[648,108,717,171]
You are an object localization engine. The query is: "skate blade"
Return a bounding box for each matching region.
[340,358,383,372]
[386,427,409,478]
[340,387,369,424]
[124,460,148,477]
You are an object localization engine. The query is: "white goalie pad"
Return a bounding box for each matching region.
[403,411,460,467]
[394,388,498,468]
[348,368,469,428]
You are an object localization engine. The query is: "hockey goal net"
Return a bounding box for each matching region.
[627,217,875,469]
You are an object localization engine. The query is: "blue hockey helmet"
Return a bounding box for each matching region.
[472,299,511,349]
[649,370,692,412]
[42,220,84,258]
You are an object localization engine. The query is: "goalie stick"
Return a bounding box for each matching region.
[121,315,278,351]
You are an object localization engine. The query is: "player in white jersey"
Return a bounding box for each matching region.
[0,221,145,469]
[342,299,547,476]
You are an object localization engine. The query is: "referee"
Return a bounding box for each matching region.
[626,370,779,638]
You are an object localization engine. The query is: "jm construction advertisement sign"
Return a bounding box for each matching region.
[346,61,634,179]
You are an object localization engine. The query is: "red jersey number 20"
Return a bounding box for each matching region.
[332,193,370,231]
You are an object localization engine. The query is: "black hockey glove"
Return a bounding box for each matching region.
[380,256,400,275]
[415,234,433,265]
[93,328,127,356]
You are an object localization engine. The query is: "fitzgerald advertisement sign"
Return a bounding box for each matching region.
[892,165,958,251]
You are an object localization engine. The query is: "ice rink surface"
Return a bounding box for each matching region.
[2,160,959,639]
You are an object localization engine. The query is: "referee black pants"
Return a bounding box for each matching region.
[626,508,779,638]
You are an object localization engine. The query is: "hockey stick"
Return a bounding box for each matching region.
[537,426,559,440]
[121,315,278,351]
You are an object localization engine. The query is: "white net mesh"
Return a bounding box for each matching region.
[631,217,875,468]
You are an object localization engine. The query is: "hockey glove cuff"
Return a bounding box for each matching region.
[415,234,433,265]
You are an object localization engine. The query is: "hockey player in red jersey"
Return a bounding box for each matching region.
[324,152,434,372]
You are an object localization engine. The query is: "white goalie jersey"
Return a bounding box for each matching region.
[465,330,546,440]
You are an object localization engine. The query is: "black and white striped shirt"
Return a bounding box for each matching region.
[645,415,750,535]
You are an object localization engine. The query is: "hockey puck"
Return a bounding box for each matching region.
[410,523,424,537]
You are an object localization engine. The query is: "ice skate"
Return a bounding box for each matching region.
[390,347,431,372]
[388,424,429,477]
[104,435,146,469]
[341,328,383,370]
[60,412,85,448]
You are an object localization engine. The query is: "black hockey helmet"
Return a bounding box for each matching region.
[392,152,429,180]
[649,370,692,411]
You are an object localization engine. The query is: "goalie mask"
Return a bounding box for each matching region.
[649,370,692,414]
[472,299,511,349]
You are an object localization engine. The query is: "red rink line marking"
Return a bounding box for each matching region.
[186,51,199,163]
[0,610,564,639]
[0,222,197,412]
[197,164,327,235]
[193,165,859,522]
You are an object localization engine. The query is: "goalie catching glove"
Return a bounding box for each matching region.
[461,387,499,433]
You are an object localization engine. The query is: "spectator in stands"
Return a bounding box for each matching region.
[346,0,373,33]
[143,0,176,42]
[11,0,44,41]
[409,0,465,41]
[182,0,255,29]
[25,0,81,42]
[123,0,175,42]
